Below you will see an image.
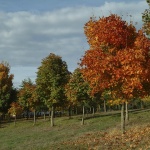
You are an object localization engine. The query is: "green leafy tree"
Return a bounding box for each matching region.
[66,68,90,125]
[64,73,73,119]
[0,62,14,114]
[36,53,69,127]
[101,90,112,112]
[28,84,39,125]
[142,0,150,36]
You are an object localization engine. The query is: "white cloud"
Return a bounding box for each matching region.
[0,0,147,87]
[82,1,147,29]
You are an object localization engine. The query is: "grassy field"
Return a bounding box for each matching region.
[0,110,150,150]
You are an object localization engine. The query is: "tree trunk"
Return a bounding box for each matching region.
[8,114,11,122]
[14,115,16,126]
[33,110,36,126]
[71,109,74,116]
[26,110,29,120]
[76,107,78,115]
[43,111,46,120]
[51,106,54,127]
[0,116,1,128]
[98,104,101,112]
[141,100,144,109]
[48,110,51,121]
[86,108,88,117]
[121,102,125,134]
[81,105,85,125]
[68,106,71,119]
[104,99,107,112]
[93,107,95,116]
[125,101,129,123]
[53,107,55,118]
[90,107,92,114]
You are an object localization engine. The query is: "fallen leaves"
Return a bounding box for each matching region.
[62,124,150,150]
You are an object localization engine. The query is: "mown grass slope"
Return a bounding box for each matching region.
[0,110,149,150]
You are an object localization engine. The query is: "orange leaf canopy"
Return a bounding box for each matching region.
[84,14,137,50]
[81,14,150,99]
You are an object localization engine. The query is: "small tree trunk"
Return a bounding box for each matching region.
[33,110,36,126]
[48,110,51,121]
[121,102,125,134]
[0,117,1,128]
[116,105,119,110]
[104,99,107,112]
[71,109,73,116]
[93,107,95,116]
[141,100,144,109]
[76,107,78,115]
[81,105,85,125]
[68,106,71,119]
[53,107,55,118]
[43,111,46,120]
[98,104,101,112]
[90,107,92,114]
[8,114,11,122]
[26,110,29,120]
[51,106,54,127]
[86,108,88,117]
[125,101,129,123]
[14,115,16,126]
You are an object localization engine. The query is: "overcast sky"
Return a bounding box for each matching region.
[0,0,148,88]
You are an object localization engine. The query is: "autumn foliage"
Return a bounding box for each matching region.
[81,14,150,100]
[18,79,38,112]
[0,62,14,112]
[84,15,137,50]
[63,124,150,149]
[8,102,23,116]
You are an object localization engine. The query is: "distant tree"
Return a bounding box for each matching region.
[0,62,14,114]
[6,87,18,120]
[141,96,150,108]
[64,73,74,119]
[142,0,150,36]
[28,84,39,125]
[101,90,112,112]
[8,102,23,126]
[18,78,39,124]
[66,68,90,125]
[36,53,70,127]
[81,14,150,134]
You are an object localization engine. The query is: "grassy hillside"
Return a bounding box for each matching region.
[0,110,150,150]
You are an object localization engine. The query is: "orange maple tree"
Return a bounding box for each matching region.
[80,14,150,133]
[84,14,137,50]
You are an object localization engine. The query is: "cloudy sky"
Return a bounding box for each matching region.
[0,0,148,88]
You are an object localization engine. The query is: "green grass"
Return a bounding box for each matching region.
[0,110,150,150]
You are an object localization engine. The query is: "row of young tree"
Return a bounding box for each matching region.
[0,54,91,126]
[0,1,150,133]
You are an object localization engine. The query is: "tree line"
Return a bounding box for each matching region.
[0,1,150,133]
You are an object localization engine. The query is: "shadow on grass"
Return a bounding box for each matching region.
[81,108,150,121]
[86,113,120,120]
